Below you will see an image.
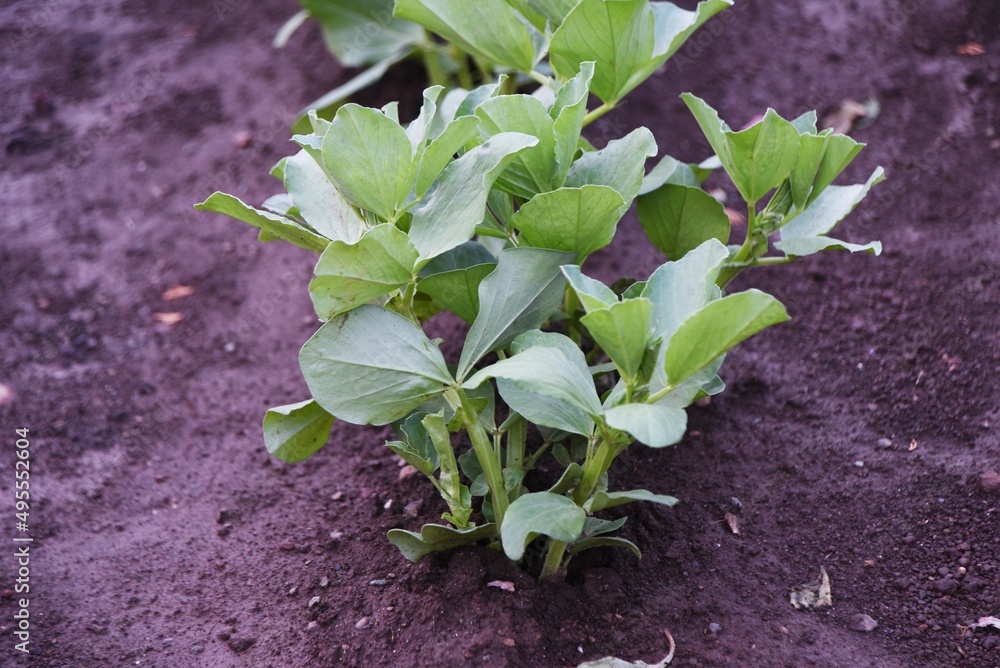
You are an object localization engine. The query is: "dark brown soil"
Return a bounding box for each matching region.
[1,0,999,666]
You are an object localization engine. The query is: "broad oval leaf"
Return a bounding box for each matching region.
[550,0,655,105]
[512,185,626,261]
[776,168,885,257]
[465,341,602,436]
[283,150,366,244]
[394,0,538,71]
[409,133,539,262]
[551,62,595,187]
[605,403,687,448]
[300,0,423,67]
[309,224,418,320]
[300,305,454,425]
[414,115,481,196]
[195,192,328,253]
[321,104,414,221]
[475,95,557,199]
[587,488,679,512]
[642,238,729,342]
[564,128,657,212]
[664,289,790,387]
[637,183,731,261]
[388,523,496,562]
[580,298,653,380]
[457,247,573,379]
[262,399,335,463]
[501,492,587,560]
[562,266,619,313]
[418,264,496,324]
[682,94,800,205]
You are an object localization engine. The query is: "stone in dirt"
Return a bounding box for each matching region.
[978,471,1000,494]
[227,636,256,653]
[848,614,878,633]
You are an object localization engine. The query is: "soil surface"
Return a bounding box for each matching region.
[2,0,999,666]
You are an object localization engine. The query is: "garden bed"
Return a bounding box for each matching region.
[1,0,998,666]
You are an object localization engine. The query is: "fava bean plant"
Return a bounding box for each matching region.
[198,0,883,579]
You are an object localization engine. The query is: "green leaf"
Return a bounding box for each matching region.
[570,536,641,558]
[580,298,652,380]
[504,0,548,30]
[788,132,864,209]
[642,238,728,342]
[414,115,481,196]
[605,403,686,447]
[562,266,619,313]
[511,185,626,261]
[394,0,537,71]
[811,135,866,204]
[624,0,733,96]
[465,340,602,436]
[551,62,595,187]
[549,463,584,495]
[300,0,423,67]
[639,154,701,193]
[637,183,731,261]
[527,0,579,27]
[549,0,654,104]
[475,95,557,199]
[262,400,335,463]
[776,167,884,257]
[309,224,418,320]
[405,85,445,155]
[300,305,453,425]
[587,488,679,512]
[457,247,573,378]
[500,492,587,560]
[283,150,366,244]
[387,523,496,562]
[564,128,657,212]
[409,133,539,262]
[418,263,496,324]
[321,104,414,221]
[664,289,789,387]
[682,94,801,204]
[195,192,329,253]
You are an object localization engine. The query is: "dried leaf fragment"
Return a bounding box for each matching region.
[576,629,675,668]
[487,580,515,593]
[162,285,196,301]
[908,439,918,452]
[724,512,741,535]
[967,616,1000,631]
[790,566,832,610]
[956,42,985,57]
[154,312,184,326]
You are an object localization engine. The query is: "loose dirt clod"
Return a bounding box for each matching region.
[848,614,878,632]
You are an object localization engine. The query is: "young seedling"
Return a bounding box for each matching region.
[198,0,883,579]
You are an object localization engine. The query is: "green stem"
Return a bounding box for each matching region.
[582,102,616,128]
[539,538,570,579]
[717,202,759,289]
[446,388,509,526]
[421,34,450,88]
[474,225,509,239]
[573,437,618,505]
[526,69,558,91]
[505,416,526,470]
[452,45,474,90]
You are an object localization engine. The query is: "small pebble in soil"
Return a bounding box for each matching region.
[370,579,390,586]
[227,636,256,653]
[877,438,893,449]
[854,461,865,468]
[979,471,1000,493]
[306,621,319,633]
[355,617,372,630]
[307,596,321,608]
[848,614,878,632]
[288,586,297,595]
[190,645,204,654]
[320,576,329,588]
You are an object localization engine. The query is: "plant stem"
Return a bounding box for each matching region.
[421,34,450,88]
[573,437,618,505]
[526,69,558,91]
[717,202,759,288]
[446,388,509,526]
[539,538,570,579]
[451,45,474,90]
[582,102,616,128]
